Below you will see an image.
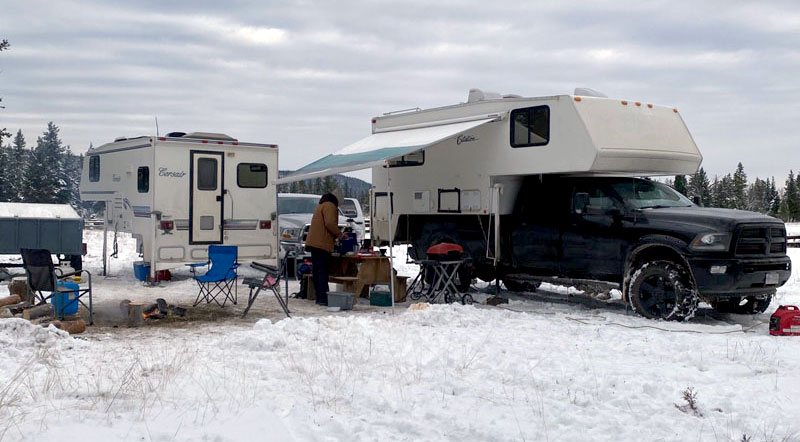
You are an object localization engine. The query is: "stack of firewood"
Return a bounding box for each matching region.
[1,278,86,334]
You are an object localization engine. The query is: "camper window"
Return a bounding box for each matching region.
[237,163,268,188]
[510,105,550,148]
[89,156,100,182]
[197,158,218,191]
[137,167,149,193]
[388,151,424,168]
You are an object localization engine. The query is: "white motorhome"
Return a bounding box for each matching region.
[80,132,279,277]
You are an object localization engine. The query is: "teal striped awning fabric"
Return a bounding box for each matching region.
[275,118,495,184]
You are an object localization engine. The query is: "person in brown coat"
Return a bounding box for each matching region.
[305,193,343,305]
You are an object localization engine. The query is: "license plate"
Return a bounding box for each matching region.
[765,272,780,285]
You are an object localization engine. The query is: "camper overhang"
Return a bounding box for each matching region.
[275,116,499,184]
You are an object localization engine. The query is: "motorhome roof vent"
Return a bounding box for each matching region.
[166,131,186,138]
[467,89,502,103]
[574,87,608,98]
[183,132,238,141]
[502,94,522,99]
[114,137,127,142]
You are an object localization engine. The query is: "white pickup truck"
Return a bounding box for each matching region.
[277,193,365,255]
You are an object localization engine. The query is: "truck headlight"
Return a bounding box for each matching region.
[690,233,731,251]
[281,228,300,241]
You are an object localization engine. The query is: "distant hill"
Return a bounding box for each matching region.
[277,170,371,206]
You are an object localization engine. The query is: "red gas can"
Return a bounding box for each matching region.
[769,305,800,336]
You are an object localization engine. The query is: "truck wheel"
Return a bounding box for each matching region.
[628,261,698,321]
[712,294,773,314]
[501,278,541,293]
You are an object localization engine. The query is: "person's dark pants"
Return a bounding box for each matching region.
[308,246,331,305]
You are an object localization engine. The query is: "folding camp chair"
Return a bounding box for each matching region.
[20,248,94,324]
[189,245,239,307]
[241,255,290,318]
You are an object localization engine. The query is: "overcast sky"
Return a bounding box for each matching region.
[2,0,799,183]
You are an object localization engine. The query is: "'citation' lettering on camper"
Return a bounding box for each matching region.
[158,168,186,178]
[456,135,477,145]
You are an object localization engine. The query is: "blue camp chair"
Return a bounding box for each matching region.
[189,245,239,307]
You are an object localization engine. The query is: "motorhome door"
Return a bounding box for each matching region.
[190,151,224,244]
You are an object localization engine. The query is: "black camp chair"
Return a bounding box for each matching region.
[241,256,290,318]
[20,248,94,324]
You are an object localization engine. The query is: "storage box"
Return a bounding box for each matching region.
[327,292,354,310]
[133,262,150,282]
[370,290,392,307]
[53,281,79,315]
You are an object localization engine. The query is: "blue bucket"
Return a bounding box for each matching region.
[53,281,80,315]
[133,261,150,282]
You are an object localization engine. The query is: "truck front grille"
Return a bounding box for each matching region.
[735,225,786,256]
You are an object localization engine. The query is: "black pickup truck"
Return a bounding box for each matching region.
[499,175,792,319]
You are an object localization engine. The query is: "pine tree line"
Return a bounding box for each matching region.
[0,123,85,212]
[669,162,797,221]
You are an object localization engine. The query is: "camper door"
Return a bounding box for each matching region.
[190,151,224,244]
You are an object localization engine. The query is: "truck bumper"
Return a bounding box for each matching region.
[689,256,792,297]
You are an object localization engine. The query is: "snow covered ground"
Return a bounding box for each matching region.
[1,231,799,441]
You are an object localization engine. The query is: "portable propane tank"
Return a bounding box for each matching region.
[769,305,800,336]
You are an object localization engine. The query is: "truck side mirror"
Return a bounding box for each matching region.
[574,193,590,215]
[692,195,702,207]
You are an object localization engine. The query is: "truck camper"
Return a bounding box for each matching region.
[278,89,791,320]
[79,132,279,278]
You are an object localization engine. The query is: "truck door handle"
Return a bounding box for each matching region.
[216,196,222,202]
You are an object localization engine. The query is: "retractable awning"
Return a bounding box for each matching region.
[275,117,497,184]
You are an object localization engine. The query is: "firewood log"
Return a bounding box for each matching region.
[127,302,144,327]
[23,304,53,320]
[10,277,28,302]
[50,319,87,334]
[0,295,21,308]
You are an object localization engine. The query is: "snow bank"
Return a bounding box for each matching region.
[0,202,80,219]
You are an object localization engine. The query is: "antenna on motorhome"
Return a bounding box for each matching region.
[155,116,159,137]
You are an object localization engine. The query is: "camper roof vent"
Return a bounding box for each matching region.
[166,131,186,138]
[183,132,238,141]
[502,94,523,99]
[574,87,607,98]
[114,137,127,142]
[467,89,503,103]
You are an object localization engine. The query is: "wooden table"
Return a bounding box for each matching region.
[306,255,408,302]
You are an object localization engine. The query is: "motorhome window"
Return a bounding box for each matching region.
[237,163,268,188]
[89,156,100,182]
[340,199,358,218]
[388,150,424,167]
[137,167,149,193]
[197,158,218,191]
[510,105,549,147]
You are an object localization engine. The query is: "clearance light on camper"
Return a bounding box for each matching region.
[159,220,174,232]
[259,220,271,229]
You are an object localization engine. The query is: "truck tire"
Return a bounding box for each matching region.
[628,261,698,321]
[711,293,773,314]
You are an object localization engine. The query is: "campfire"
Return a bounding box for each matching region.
[123,298,187,326]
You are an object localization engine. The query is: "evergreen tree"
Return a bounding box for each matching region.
[289,180,299,193]
[673,175,689,196]
[689,167,711,206]
[6,129,27,201]
[768,178,781,216]
[322,175,337,194]
[23,122,67,204]
[0,142,8,201]
[712,174,736,209]
[297,179,307,194]
[779,171,799,221]
[732,162,747,209]
[342,181,351,198]
[313,178,322,194]
[0,39,10,139]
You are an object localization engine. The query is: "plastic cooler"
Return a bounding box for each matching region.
[327,292,354,310]
[53,281,80,315]
[133,262,150,282]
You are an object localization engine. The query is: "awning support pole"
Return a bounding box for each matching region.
[102,201,108,277]
[493,184,503,297]
[386,163,396,315]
